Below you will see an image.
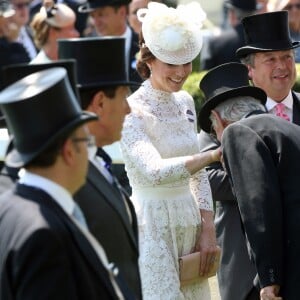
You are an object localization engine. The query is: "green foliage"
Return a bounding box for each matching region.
[183,63,300,116]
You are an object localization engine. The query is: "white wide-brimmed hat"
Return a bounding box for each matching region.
[40,3,76,28]
[137,2,206,65]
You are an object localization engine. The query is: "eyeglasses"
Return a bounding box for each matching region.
[13,2,30,9]
[72,135,95,148]
[285,3,300,10]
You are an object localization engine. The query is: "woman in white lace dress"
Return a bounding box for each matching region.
[120,2,221,299]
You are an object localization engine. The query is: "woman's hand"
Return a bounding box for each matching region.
[195,210,221,276]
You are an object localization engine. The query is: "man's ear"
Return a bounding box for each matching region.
[211,110,222,125]
[246,64,253,80]
[61,138,75,166]
[88,91,105,115]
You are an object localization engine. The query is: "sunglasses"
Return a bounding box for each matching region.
[13,2,30,9]
[285,3,300,10]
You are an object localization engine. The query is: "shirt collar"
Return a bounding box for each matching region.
[88,144,97,160]
[266,90,293,111]
[19,170,75,216]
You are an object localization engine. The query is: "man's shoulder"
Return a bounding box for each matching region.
[293,91,300,99]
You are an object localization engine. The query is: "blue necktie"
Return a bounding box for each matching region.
[96,148,112,174]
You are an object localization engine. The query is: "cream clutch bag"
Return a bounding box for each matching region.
[179,248,221,286]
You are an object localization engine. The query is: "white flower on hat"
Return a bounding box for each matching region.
[137,2,206,64]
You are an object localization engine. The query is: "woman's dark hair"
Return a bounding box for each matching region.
[136,31,155,80]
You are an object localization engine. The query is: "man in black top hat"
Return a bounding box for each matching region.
[0,67,135,299]
[200,0,258,71]
[78,0,142,85]
[0,59,80,194]
[58,37,142,299]
[198,11,300,300]
[199,62,300,300]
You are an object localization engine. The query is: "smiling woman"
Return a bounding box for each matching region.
[120,2,221,299]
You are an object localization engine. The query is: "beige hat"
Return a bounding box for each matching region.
[137,1,206,65]
[40,3,76,28]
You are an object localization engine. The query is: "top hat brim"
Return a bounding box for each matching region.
[225,2,261,11]
[78,80,141,91]
[78,0,130,13]
[5,111,97,168]
[78,3,96,13]
[236,41,300,58]
[198,86,267,133]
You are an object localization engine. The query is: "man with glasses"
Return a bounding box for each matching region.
[0,0,29,85]
[11,0,37,60]
[0,67,135,299]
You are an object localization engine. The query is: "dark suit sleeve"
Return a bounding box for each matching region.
[13,229,78,300]
[198,131,236,202]
[222,123,283,288]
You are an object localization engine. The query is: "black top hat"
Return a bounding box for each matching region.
[225,0,259,11]
[0,67,97,168]
[58,37,140,90]
[1,59,80,101]
[78,0,131,13]
[198,62,267,133]
[236,11,300,59]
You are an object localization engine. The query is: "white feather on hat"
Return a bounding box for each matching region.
[137,2,206,65]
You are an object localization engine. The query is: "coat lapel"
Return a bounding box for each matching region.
[292,91,300,125]
[87,163,138,251]
[15,183,119,298]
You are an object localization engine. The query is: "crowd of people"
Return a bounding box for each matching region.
[0,0,299,299]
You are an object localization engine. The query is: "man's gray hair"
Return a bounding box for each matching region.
[209,96,266,127]
[240,53,255,66]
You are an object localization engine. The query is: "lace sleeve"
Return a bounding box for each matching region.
[190,169,213,211]
[120,112,190,186]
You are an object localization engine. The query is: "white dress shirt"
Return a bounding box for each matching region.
[266,90,293,122]
[18,169,125,300]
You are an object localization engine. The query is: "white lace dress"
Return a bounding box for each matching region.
[120,80,213,300]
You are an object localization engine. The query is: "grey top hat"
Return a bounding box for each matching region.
[236,11,300,58]
[0,67,97,168]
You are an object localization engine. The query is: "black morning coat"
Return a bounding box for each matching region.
[0,183,135,300]
[74,161,142,299]
[222,110,300,300]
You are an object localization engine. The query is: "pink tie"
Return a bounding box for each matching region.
[275,103,290,121]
